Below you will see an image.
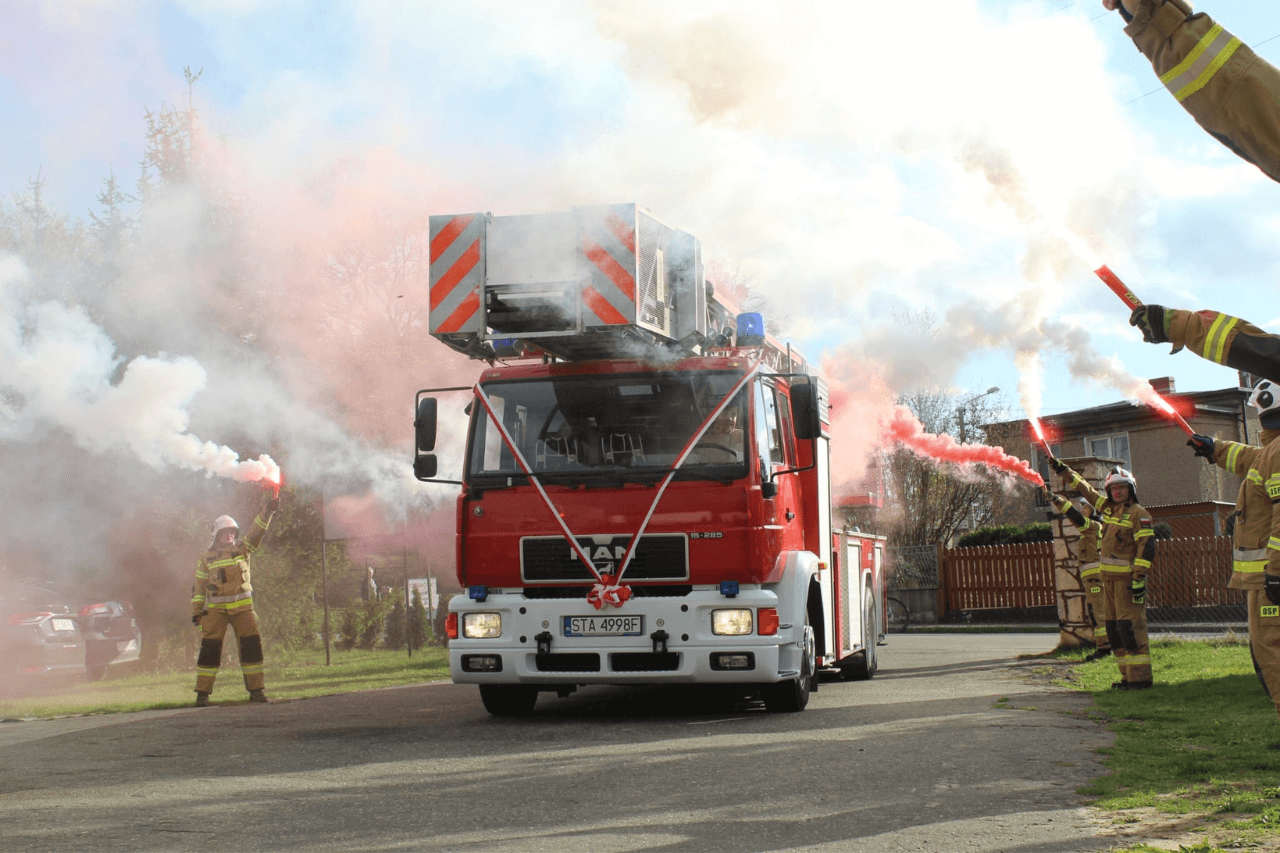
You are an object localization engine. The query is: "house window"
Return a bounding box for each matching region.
[1087,433,1131,468]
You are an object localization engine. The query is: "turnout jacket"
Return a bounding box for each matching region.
[1062,469,1156,578]
[1123,0,1280,183]
[192,510,274,617]
[1165,309,1280,385]
[1209,428,1280,589]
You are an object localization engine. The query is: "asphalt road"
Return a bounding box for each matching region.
[0,634,1113,853]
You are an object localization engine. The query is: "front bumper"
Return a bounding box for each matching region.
[449,587,799,686]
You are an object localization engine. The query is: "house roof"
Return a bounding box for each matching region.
[988,386,1249,433]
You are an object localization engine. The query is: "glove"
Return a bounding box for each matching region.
[192,611,206,626]
[267,498,280,515]
[1047,457,1068,475]
[1266,574,1280,606]
[1187,434,1215,462]
[1129,304,1168,344]
[1224,511,1238,538]
[1131,578,1146,605]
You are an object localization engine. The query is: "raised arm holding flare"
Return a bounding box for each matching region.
[1129,305,1280,385]
[1104,0,1280,183]
[1048,457,1157,688]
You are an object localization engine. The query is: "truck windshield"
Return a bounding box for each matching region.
[468,370,748,484]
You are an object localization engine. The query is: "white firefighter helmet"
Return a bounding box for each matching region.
[1103,467,1138,502]
[1249,379,1280,427]
[210,515,239,547]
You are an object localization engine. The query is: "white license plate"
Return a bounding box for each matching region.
[563,615,643,637]
[51,618,75,632]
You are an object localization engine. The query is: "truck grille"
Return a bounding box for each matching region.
[520,534,689,583]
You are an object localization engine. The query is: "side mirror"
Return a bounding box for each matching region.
[415,397,438,452]
[414,455,439,481]
[791,383,820,440]
[761,480,778,499]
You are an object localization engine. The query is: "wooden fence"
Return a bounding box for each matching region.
[940,542,1055,612]
[938,537,1238,614]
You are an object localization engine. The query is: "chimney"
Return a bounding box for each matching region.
[1149,377,1175,395]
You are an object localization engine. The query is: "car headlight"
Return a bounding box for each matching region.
[462,612,502,639]
[711,609,753,635]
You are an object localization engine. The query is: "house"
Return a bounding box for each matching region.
[985,375,1259,532]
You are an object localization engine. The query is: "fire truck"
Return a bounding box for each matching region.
[414,203,886,716]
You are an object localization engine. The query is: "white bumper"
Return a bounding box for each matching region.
[449,587,804,686]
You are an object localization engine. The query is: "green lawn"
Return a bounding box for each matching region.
[0,646,450,719]
[1060,638,1280,851]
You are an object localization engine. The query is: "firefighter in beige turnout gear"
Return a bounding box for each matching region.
[192,496,279,706]
[1050,461,1157,688]
[1182,382,1280,716]
[1048,490,1111,660]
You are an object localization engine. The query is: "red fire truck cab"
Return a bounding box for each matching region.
[415,203,885,715]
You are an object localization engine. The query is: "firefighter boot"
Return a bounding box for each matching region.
[249,689,269,703]
[1083,648,1112,662]
[195,691,211,707]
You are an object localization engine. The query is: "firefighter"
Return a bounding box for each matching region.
[1183,380,1280,715]
[1047,489,1111,661]
[1102,0,1280,184]
[1128,305,1280,385]
[191,494,279,706]
[1048,460,1157,688]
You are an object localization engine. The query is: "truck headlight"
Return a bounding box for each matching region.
[463,612,502,638]
[711,609,753,635]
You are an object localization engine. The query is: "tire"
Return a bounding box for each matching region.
[762,611,814,713]
[478,684,539,717]
[848,588,879,681]
[886,596,910,633]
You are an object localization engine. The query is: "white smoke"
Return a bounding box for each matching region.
[0,254,430,513]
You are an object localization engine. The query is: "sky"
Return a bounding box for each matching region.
[2,0,1280,483]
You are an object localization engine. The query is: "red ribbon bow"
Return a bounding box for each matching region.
[587,575,633,610]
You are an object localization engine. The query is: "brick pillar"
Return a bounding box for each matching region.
[1051,456,1119,649]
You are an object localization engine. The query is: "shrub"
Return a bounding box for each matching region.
[957,522,1053,548]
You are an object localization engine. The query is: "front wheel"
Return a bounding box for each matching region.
[478,684,538,717]
[762,618,814,713]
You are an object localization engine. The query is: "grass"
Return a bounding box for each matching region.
[0,646,450,719]
[1056,638,1280,851]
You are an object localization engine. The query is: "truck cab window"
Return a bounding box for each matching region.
[468,371,749,485]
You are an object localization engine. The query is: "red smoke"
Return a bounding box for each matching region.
[888,407,1045,486]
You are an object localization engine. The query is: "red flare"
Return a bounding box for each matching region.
[1094,264,1141,310]
[1146,391,1196,437]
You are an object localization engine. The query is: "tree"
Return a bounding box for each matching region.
[875,386,1013,547]
[409,587,430,649]
[384,589,407,651]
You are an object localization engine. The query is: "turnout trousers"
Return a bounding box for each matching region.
[1082,566,1110,651]
[1248,590,1280,718]
[1101,573,1151,683]
[195,606,265,694]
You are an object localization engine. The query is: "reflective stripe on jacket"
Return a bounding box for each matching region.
[1167,309,1280,386]
[1125,0,1280,183]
